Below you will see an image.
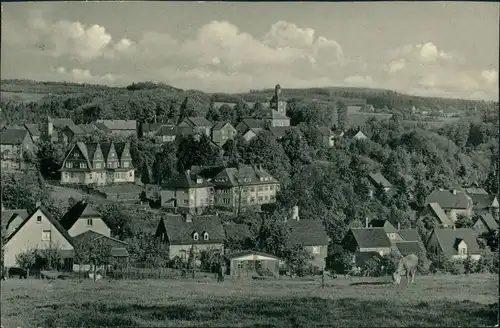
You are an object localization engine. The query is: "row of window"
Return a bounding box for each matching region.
[64,171,132,180]
[65,161,130,169]
[217,195,275,204]
[192,232,209,241]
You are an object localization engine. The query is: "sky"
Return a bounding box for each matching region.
[1,2,499,100]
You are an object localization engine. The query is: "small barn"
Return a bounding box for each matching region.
[227,251,280,278]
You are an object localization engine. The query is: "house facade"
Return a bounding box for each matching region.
[160,170,215,214]
[0,129,35,171]
[227,251,280,277]
[426,228,481,261]
[60,141,135,186]
[3,207,75,270]
[155,214,225,259]
[209,165,280,212]
[425,189,473,221]
[212,122,237,147]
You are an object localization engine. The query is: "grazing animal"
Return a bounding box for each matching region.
[344,266,361,279]
[392,254,418,285]
[8,267,27,279]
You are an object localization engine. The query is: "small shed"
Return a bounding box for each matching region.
[227,251,280,278]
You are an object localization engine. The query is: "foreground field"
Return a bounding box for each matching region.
[1,274,498,327]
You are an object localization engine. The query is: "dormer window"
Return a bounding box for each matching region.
[203,232,209,241]
[87,219,93,226]
[193,232,199,241]
[79,163,86,169]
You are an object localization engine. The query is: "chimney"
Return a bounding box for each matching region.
[184,213,192,223]
[397,222,401,231]
[452,190,457,195]
[365,217,369,228]
[36,201,41,208]
[291,205,299,221]
[186,169,191,177]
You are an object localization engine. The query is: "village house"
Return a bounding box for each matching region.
[426,228,481,261]
[95,119,137,137]
[227,250,280,278]
[2,205,75,271]
[242,128,264,142]
[154,125,178,143]
[177,117,213,137]
[23,124,41,143]
[419,202,454,228]
[60,124,100,143]
[155,213,225,259]
[425,188,473,222]
[261,110,290,127]
[160,169,215,214]
[368,219,425,256]
[268,126,297,140]
[95,184,143,203]
[367,172,393,195]
[286,206,330,269]
[211,122,237,147]
[37,116,77,143]
[236,119,267,135]
[472,213,499,234]
[59,200,111,238]
[139,123,163,138]
[206,165,280,212]
[59,141,135,186]
[468,193,499,217]
[316,126,336,147]
[0,128,35,171]
[342,227,392,256]
[352,130,368,141]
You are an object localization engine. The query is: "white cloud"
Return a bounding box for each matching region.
[388,59,406,73]
[419,42,453,63]
[481,69,498,84]
[55,66,117,84]
[344,75,373,87]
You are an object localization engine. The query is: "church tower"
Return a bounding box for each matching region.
[270,84,287,114]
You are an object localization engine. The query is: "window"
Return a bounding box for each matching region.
[73,152,79,158]
[42,230,51,241]
[70,173,74,178]
[250,197,255,202]
[389,233,396,240]
[258,196,263,201]
[258,187,263,192]
[87,219,93,226]
[183,200,189,205]
[312,246,320,254]
[223,198,230,204]
[107,163,111,168]
[270,185,274,191]
[36,215,42,223]
[89,173,93,180]
[193,232,199,240]
[65,162,73,168]
[114,173,119,179]
[250,187,255,192]
[459,246,467,255]
[264,196,268,200]
[123,161,129,168]
[203,232,209,240]
[79,163,86,169]
[129,172,133,177]
[270,195,275,200]
[95,163,101,169]
[264,186,269,191]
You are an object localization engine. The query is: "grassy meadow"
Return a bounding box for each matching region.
[1,274,497,327]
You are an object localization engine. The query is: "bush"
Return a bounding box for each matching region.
[417,251,431,275]
[381,251,401,276]
[362,258,382,277]
[428,253,459,274]
[327,250,354,274]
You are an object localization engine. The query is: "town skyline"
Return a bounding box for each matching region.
[1,2,499,101]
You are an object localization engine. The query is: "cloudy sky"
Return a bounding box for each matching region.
[1,2,499,100]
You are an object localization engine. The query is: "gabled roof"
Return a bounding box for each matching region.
[24,124,41,137]
[395,241,424,256]
[368,173,392,189]
[51,118,76,128]
[96,119,137,130]
[238,119,267,130]
[210,166,278,187]
[94,122,111,133]
[1,209,29,230]
[160,215,225,245]
[353,131,368,140]
[426,203,454,226]
[398,229,421,242]
[349,228,392,248]
[269,126,296,139]
[78,124,99,134]
[212,121,235,131]
[464,186,488,195]
[72,230,128,257]
[432,228,481,256]
[0,129,29,145]
[184,117,213,127]
[316,126,333,136]
[227,250,280,260]
[368,219,398,232]
[59,201,104,230]
[425,190,472,209]
[288,219,329,246]
[65,125,86,135]
[224,224,252,240]
[155,125,178,136]
[5,207,75,246]
[164,171,214,189]
[141,123,163,134]
[469,194,499,210]
[475,213,499,231]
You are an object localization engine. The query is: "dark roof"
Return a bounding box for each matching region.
[425,190,472,209]
[185,117,213,127]
[269,127,296,139]
[1,209,29,230]
[155,125,178,136]
[160,215,225,245]
[78,124,99,134]
[316,126,333,136]
[227,250,280,260]
[141,123,163,134]
[24,124,41,137]
[395,241,424,256]
[238,119,267,130]
[96,120,137,130]
[469,194,499,210]
[224,224,252,240]
[349,228,392,248]
[0,129,29,145]
[111,248,129,257]
[368,220,398,232]
[426,202,454,226]
[72,230,128,257]
[288,219,329,246]
[464,187,488,195]
[66,125,86,135]
[94,122,111,133]
[98,184,143,194]
[433,228,481,256]
[59,201,103,230]
[164,171,214,189]
[212,121,234,130]
[398,229,421,242]
[51,118,76,128]
[6,207,75,246]
[368,173,392,189]
[475,213,499,231]
[210,166,277,187]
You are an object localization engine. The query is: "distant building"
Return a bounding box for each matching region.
[426,228,481,261]
[211,122,237,147]
[316,126,336,147]
[59,200,111,237]
[155,213,225,259]
[236,119,267,135]
[227,251,280,278]
[1,208,29,240]
[60,141,135,186]
[160,170,215,214]
[472,213,499,233]
[367,173,393,194]
[242,128,263,142]
[0,129,35,171]
[154,125,178,143]
[95,119,137,137]
[420,202,454,228]
[425,188,473,222]
[177,117,213,137]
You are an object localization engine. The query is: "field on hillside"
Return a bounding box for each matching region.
[1,274,497,327]
[0,91,48,103]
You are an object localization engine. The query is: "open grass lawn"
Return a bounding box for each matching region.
[1,274,497,327]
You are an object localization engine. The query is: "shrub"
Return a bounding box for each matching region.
[362,258,382,277]
[327,250,354,274]
[381,251,401,276]
[417,251,431,275]
[463,255,474,274]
